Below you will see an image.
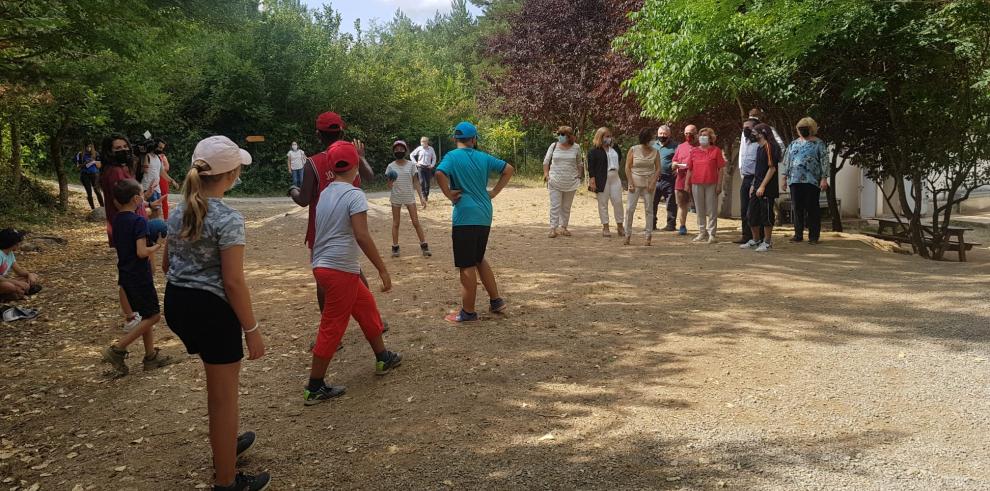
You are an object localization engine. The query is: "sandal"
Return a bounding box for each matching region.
[560,228,572,237]
[548,229,558,238]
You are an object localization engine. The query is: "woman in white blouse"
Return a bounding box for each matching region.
[543,126,584,238]
[586,127,624,237]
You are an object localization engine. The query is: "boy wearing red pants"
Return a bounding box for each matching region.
[304,142,402,406]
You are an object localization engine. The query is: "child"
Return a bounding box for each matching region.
[386,140,431,258]
[162,136,270,491]
[0,228,42,301]
[101,179,176,378]
[435,122,515,323]
[740,124,782,252]
[305,141,402,406]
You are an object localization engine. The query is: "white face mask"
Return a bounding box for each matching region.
[699,135,711,146]
[291,145,298,151]
[557,135,568,144]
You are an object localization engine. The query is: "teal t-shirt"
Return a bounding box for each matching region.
[436,148,507,227]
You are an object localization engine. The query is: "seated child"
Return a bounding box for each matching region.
[0,228,42,301]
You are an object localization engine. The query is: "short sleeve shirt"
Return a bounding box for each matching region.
[436,148,507,227]
[166,199,246,301]
[686,146,726,185]
[112,211,153,286]
[672,141,694,190]
[753,143,782,199]
[101,165,147,246]
[311,182,369,274]
[386,160,418,205]
[652,141,677,174]
[0,250,15,278]
[287,149,307,170]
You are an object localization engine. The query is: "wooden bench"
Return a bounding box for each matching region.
[866,218,981,262]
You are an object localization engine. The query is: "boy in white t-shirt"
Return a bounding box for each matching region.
[304,142,402,406]
[386,140,430,258]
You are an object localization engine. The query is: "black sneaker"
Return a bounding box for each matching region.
[789,237,803,243]
[391,245,400,258]
[375,351,402,376]
[303,384,346,406]
[237,431,256,457]
[213,471,271,491]
[420,242,432,257]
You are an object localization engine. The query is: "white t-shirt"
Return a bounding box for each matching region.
[543,143,583,192]
[386,160,418,205]
[606,147,620,172]
[311,182,369,274]
[287,149,306,170]
[141,155,162,194]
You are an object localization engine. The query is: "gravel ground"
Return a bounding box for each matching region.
[1,186,988,490]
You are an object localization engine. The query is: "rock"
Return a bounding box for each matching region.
[87,207,107,222]
[20,235,67,252]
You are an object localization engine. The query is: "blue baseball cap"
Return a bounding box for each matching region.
[453,122,478,140]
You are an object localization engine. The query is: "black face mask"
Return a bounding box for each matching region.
[154,149,164,155]
[743,128,756,142]
[394,152,406,160]
[798,127,811,137]
[113,149,131,165]
[658,136,669,144]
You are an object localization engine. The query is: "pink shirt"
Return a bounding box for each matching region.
[686,146,726,185]
[672,142,695,191]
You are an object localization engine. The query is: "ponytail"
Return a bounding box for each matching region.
[180,162,210,241]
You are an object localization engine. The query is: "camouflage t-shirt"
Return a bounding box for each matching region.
[166,198,245,301]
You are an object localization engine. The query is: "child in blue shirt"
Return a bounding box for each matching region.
[0,228,42,300]
[101,179,176,378]
[435,122,515,323]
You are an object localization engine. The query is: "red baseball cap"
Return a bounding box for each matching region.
[315,112,346,132]
[328,141,360,173]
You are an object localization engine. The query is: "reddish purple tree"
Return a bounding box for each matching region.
[482,0,652,137]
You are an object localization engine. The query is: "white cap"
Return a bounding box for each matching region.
[191,136,252,176]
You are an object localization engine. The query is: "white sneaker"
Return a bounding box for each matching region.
[756,242,772,252]
[692,234,707,242]
[739,239,760,249]
[122,313,142,332]
[707,236,718,244]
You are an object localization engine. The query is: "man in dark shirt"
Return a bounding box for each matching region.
[651,125,678,231]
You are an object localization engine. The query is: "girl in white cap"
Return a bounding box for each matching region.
[161,136,271,491]
[386,140,431,258]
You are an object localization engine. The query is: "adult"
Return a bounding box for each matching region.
[288,111,375,313]
[685,127,726,244]
[74,143,104,210]
[154,138,177,219]
[543,126,584,238]
[410,137,437,204]
[651,125,678,231]
[781,117,829,244]
[735,118,763,244]
[586,127,624,238]
[287,141,306,188]
[623,127,661,246]
[740,123,783,252]
[670,125,699,235]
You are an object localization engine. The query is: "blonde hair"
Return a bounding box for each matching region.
[699,127,717,144]
[796,117,818,136]
[592,127,610,148]
[180,161,237,241]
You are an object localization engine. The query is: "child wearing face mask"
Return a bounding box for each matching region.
[386,141,431,258]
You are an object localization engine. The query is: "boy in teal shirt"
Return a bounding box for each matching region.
[435,122,515,323]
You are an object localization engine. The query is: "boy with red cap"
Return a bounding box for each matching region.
[289,112,381,315]
[304,141,401,405]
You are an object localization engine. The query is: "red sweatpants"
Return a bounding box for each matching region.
[159,176,170,219]
[312,267,384,359]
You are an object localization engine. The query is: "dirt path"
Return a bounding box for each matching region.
[2,187,989,490]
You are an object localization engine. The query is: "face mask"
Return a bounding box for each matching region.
[798,127,811,137]
[743,128,756,142]
[686,134,696,143]
[658,136,669,144]
[113,149,131,165]
[557,135,567,144]
[699,135,711,146]
[291,145,298,151]
[394,152,406,160]
[154,149,164,155]
[604,137,613,146]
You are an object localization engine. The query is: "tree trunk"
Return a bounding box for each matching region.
[11,121,22,192]
[719,138,739,218]
[50,121,69,211]
[826,149,843,232]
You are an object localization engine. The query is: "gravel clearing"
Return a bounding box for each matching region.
[1,186,988,490]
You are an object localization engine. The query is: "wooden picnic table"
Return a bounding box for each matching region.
[873,218,980,262]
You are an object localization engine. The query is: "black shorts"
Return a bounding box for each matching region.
[748,196,776,227]
[452,225,491,269]
[121,281,160,318]
[164,283,243,365]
